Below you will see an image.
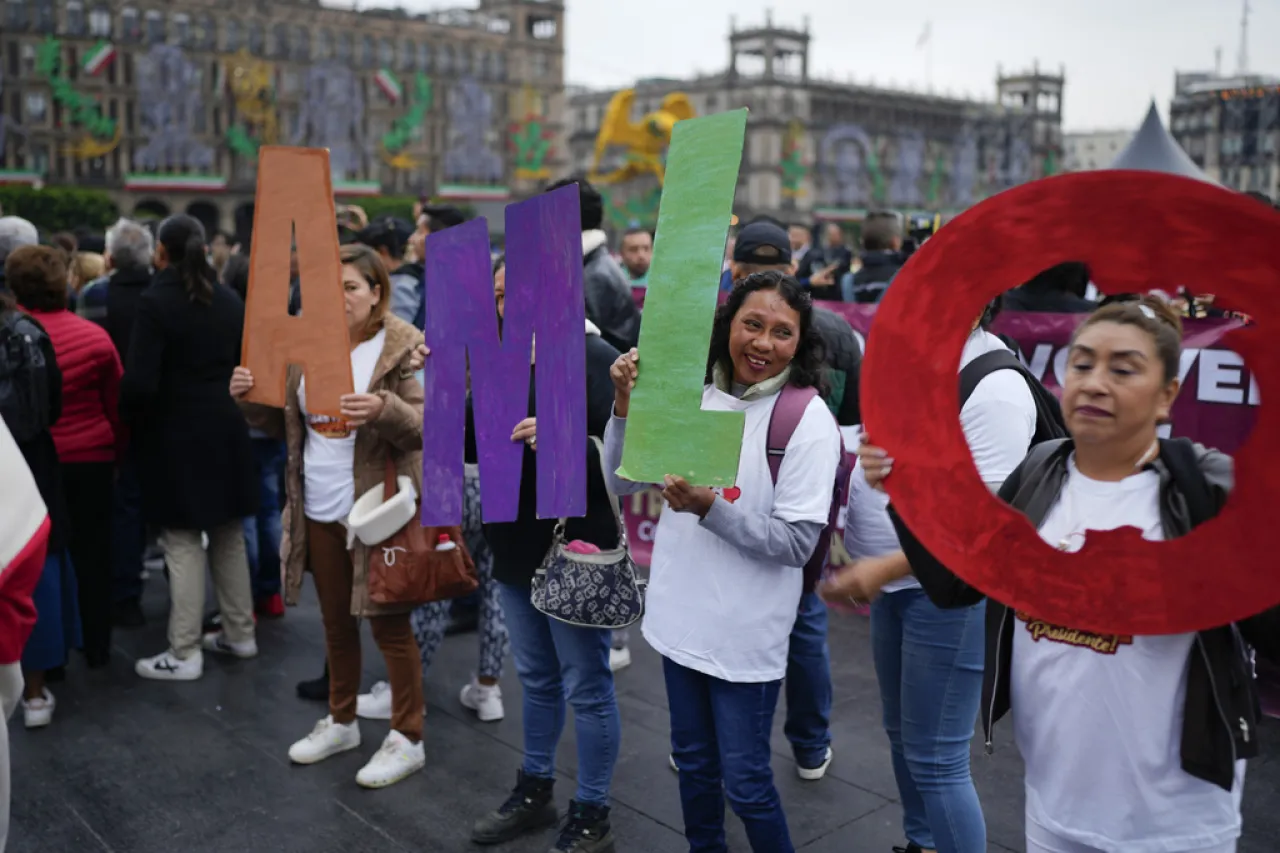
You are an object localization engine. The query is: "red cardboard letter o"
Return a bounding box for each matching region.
[862,171,1280,635]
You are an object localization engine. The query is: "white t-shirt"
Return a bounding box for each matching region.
[298,328,386,523]
[642,386,842,683]
[843,329,1037,595]
[1013,457,1245,853]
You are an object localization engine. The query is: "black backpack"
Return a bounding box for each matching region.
[0,311,53,443]
[958,348,1068,445]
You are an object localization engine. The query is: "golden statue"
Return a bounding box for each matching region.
[63,124,122,160]
[589,90,696,186]
[227,50,278,145]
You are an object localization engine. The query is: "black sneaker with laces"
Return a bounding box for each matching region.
[551,800,614,853]
[892,843,925,853]
[471,770,558,845]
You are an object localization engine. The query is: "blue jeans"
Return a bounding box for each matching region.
[498,581,619,806]
[110,451,146,603]
[242,438,285,599]
[870,588,987,853]
[784,591,833,767]
[663,658,793,853]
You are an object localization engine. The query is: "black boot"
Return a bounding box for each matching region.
[471,770,558,845]
[295,662,329,701]
[551,800,614,853]
[892,844,925,853]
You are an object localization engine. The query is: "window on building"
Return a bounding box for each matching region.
[19,43,35,74]
[172,13,190,46]
[437,44,452,74]
[377,37,393,68]
[34,0,53,32]
[316,28,332,60]
[145,9,163,44]
[528,16,556,40]
[490,51,504,81]
[294,26,309,61]
[5,0,28,32]
[272,23,288,57]
[473,48,486,77]
[88,4,109,35]
[121,6,139,41]
[248,22,264,56]
[360,34,373,68]
[456,45,470,78]
[415,41,430,71]
[225,19,240,52]
[197,13,215,50]
[399,38,414,71]
[337,32,352,62]
[24,92,45,122]
[531,51,548,78]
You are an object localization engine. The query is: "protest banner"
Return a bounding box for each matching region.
[420,186,586,525]
[622,301,1260,568]
[616,109,748,487]
[240,146,353,417]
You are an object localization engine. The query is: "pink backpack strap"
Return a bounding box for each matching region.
[767,384,819,486]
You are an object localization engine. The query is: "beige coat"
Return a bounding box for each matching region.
[242,314,425,617]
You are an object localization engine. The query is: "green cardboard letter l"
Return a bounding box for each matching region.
[617,109,748,487]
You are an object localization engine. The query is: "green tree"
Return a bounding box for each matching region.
[0,185,119,232]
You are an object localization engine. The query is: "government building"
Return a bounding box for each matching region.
[0,0,567,233]
[1169,69,1280,198]
[567,14,1065,227]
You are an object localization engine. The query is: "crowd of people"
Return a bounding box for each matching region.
[0,178,1276,853]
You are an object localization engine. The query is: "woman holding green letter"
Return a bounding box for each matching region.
[602,270,843,853]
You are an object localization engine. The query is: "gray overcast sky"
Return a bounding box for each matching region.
[407,0,1280,132]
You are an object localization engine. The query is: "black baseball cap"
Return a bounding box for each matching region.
[733,221,792,265]
[422,205,467,230]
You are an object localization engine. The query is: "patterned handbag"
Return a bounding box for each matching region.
[530,437,646,629]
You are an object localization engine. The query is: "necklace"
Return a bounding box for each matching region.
[1055,439,1161,552]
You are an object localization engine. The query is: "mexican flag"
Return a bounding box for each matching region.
[374,69,402,104]
[82,41,116,76]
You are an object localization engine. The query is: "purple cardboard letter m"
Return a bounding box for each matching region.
[421,186,587,525]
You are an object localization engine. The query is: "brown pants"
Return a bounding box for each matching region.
[307,519,424,742]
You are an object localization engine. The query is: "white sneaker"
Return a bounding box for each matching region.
[797,746,834,781]
[357,681,393,721]
[668,753,678,773]
[135,649,203,681]
[459,678,505,722]
[609,645,632,672]
[21,688,55,728]
[288,715,362,765]
[201,631,258,659]
[355,729,425,788]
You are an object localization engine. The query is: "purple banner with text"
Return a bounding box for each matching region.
[622,294,1258,567]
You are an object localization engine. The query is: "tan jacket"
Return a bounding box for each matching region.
[242,314,425,617]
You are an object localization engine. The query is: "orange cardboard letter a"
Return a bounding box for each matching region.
[240,147,354,418]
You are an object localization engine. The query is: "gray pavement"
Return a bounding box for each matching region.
[10,581,1279,852]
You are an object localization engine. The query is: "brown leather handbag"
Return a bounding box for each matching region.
[364,456,479,605]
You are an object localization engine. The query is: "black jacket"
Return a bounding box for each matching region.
[811,307,861,426]
[101,266,154,361]
[892,438,1280,792]
[583,243,641,353]
[120,268,258,529]
[850,250,904,304]
[1001,284,1097,314]
[470,329,622,585]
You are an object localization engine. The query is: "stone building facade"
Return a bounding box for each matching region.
[1169,70,1280,197]
[568,15,1064,228]
[0,0,566,232]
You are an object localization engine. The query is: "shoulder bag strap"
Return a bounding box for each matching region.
[958,349,1022,409]
[1159,437,1215,528]
[767,384,819,486]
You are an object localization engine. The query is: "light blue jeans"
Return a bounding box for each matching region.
[871,588,987,853]
[498,581,620,806]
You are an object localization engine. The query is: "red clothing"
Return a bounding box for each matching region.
[0,418,50,664]
[28,308,124,463]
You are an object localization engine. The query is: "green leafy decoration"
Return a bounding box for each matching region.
[510,118,551,176]
[382,73,433,154]
[1043,150,1058,177]
[866,143,886,205]
[926,151,947,204]
[780,140,805,194]
[226,125,259,159]
[36,37,117,140]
